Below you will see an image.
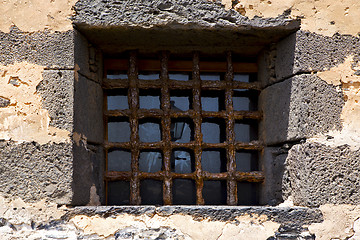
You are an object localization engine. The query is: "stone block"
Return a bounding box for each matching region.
[284,142,360,207]
[260,147,288,205]
[72,143,104,205]
[257,45,277,88]
[276,31,360,81]
[74,75,103,144]
[37,70,74,132]
[0,27,74,68]
[74,29,102,83]
[0,141,73,204]
[259,74,343,145]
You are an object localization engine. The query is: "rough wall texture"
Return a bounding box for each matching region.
[0,141,73,204]
[1,0,360,239]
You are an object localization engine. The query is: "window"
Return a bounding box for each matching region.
[103,51,264,205]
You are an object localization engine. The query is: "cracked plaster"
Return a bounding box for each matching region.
[229,0,360,36]
[71,213,280,239]
[0,0,77,33]
[0,62,70,144]
[308,56,360,150]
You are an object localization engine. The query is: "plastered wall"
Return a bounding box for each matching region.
[1,0,360,239]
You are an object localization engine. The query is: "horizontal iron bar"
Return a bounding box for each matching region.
[105,170,264,182]
[102,79,262,90]
[105,109,262,120]
[104,141,263,151]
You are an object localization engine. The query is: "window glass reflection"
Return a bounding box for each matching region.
[139,151,162,173]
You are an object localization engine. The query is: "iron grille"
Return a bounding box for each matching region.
[103,51,264,205]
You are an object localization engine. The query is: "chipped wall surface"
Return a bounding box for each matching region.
[0,0,78,33]
[0,201,323,239]
[230,0,360,36]
[313,56,360,150]
[0,62,70,144]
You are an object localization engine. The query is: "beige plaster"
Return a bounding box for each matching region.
[309,56,360,150]
[71,213,279,239]
[0,62,70,144]
[86,185,101,206]
[309,204,360,240]
[0,195,66,225]
[0,0,77,33]
[228,0,360,36]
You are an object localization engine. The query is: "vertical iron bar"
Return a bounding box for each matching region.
[128,51,141,205]
[192,52,204,205]
[225,51,237,205]
[160,51,172,205]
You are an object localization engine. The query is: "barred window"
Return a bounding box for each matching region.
[103,51,264,205]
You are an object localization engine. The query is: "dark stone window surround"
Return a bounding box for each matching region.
[72,0,301,206]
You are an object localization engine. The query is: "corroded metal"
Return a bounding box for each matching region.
[104,51,264,205]
[128,51,141,205]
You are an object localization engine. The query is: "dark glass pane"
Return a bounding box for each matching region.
[233,89,258,111]
[173,179,196,205]
[139,151,162,173]
[234,120,258,142]
[138,71,159,80]
[139,119,161,142]
[108,118,130,142]
[141,180,163,205]
[139,89,161,109]
[201,119,226,143]
[107,96,128,110]
[233,74,249,82]
[107,70,127,79]
[172,149,194,173]
[202,149,226,173]
[236,151,259,172]
[107,181,130,205]
[108,150,131,171]
[171,118,193,143]
[200,73,222,81]
[169,72,191,81]
[203,181,227,205]
[170,89,192,110]
[237,182,259,205]
[201,90,225,111]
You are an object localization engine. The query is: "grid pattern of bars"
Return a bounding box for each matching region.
[103,51,264,205]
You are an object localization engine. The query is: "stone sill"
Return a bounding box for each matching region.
[63,206,323,224]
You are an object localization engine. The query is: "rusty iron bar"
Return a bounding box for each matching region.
[105,171,264,182]
[105,109,262,120]
[225,51,237,205]
[104,141,264,151]
[160,51,173,205]
[105,109,262,121]
[103,79,262,91]
[192,52,205,205]
[128,51,141,205]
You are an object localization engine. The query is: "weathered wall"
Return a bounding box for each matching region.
[1,0,360,239]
